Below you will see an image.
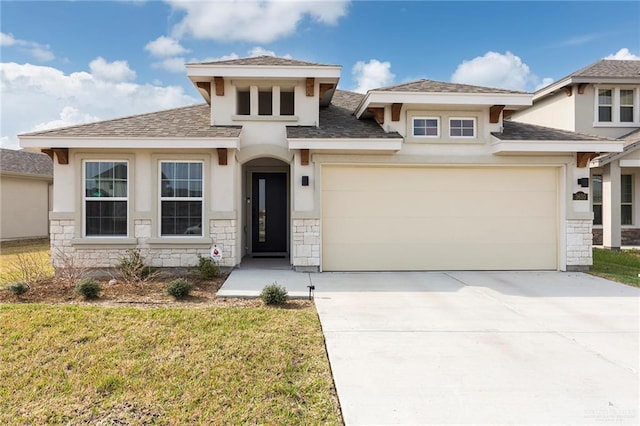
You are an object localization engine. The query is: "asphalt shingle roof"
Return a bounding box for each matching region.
[286,90,402,139]
[374,79,527,94]
[570,59,640,78]
[493,121,612,141]
[0,148,53,177]
[190,55,339,67]
[20,104,242,139]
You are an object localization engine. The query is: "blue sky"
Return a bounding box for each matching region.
[1,0,639,149]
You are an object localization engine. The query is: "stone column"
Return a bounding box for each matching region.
[602,161,621,249]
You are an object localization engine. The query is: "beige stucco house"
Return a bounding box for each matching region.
[511,59,640,249]
[19,56,624,271]
[0,148,53,241]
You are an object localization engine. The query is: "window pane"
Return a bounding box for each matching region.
[621,106,634,122]
[598,89,612,105]
[237,90,250,115]
[450,119,461,128]
[426,127,438,136]
[160,162,202,199]
[462,120,474,127]
[161,201,202,235]
[592,174,602,204]
[258,90,272,115]
[620,90,634,105]
[450,128,462,137]
[280,91,295,116]
[426,119,438,127]
[462,128,474,137]
[86,200,127,236]
[621,175,633,203]
[598,106,612,122]
[85,161,127,198]
[414,127,426,136]
[593,205,603,226]
[622,205,633,225]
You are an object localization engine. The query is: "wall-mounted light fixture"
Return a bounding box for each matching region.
[577,178,589,188]
[302,176,309,186]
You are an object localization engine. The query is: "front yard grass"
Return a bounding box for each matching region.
[0,304,342,424]
[0,238,54,285]
[590,248,640,288]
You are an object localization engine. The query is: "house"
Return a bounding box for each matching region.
[18,56,624,272]
[511,59,640,249]
[0,148,53,241]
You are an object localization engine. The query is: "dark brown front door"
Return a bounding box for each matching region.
[252,172,287,254]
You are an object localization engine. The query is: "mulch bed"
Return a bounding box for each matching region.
[0,274,311,309]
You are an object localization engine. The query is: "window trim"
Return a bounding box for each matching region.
[448,117,476,139]
[594,86,640,127]
[412,116,440,138]
[158,160,205,238]
[82,159,129,238]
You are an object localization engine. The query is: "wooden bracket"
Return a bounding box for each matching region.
[214,77,224,96]
[217,148,228,166]
[489,105,505,123]
[391,103,402,122]
[301,149,310,166]
[577,152,598,168]
[306,78,315,97]
[42,148,68,164]
[319,83,334,98]
[368,107,384,124]
[196,82,211,99]
[563,86,573,97]
[577,83,588,95]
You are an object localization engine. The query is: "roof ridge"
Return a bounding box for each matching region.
[373,78,528,94]
[20,103,207,137]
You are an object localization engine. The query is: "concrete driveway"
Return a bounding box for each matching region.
[314,271,639,425]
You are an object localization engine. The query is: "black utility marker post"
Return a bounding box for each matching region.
[307,285,315,300]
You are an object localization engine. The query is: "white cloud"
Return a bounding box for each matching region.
[535,77,555,91]
[451,51,551,92]
[352,59,395,93]
[0,32,54,62]
[167,0,349,43]
[89,56,136,82]
[0,62,198,149]
[605,48,640,60]
[145,36,189,57]
[248,46,276,57]
[152,57,186,73]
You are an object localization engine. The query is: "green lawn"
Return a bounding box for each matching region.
[0,304,342,425]
[590,248,640,287]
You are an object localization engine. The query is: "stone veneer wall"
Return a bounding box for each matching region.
[592,227,640,246]
[566,219,592,271]
[50,218,237,269]
[292,219,320,271]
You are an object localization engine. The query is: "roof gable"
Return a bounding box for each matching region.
[189,55,339,67]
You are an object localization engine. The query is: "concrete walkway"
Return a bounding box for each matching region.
[217,258,313,299]
[314,271,639,425]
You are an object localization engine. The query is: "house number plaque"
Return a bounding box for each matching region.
[572,191,588,201]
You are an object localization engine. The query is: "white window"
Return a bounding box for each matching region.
[160,161,203,236]
[598,89,613,122]
[620,89,634,123]
[412,117,439,138]
[449,118,476,138]
[622,174,633,225]
[84,161,128,237]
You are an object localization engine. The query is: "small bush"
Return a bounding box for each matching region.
[198,255,219,279]
[75,278,101,299]
[260,282,288,305]
[166,278,193,299]
[7,282,29,296]
[118,249,156,284]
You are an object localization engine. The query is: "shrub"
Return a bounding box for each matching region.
[166,278,192,299]
[118,249,156,284]
[4,251,52,285]
[198,255,220,279]
[75,278,101,299]
[7,282,29,296]
[260,282,288,305]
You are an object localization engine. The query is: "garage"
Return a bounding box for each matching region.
[321,165,559,271]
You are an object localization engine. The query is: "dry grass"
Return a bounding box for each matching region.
[0,238,54,285]
[0,304,342,425]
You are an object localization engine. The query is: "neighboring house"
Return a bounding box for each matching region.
[511,59,640,249]
[19,56,623,272]
[0,148,53,241]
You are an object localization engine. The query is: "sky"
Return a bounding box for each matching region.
[1,0,639,150]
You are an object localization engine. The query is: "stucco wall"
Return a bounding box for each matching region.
[0,175,51,240]
[511,91,575,131]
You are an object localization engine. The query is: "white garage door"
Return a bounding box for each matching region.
[322,165,558,271]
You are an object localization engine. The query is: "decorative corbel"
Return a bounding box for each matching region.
[214,77,224,96]
[306,78,315,96]
[577,152,598,168]
[563,86,573,97]
[368,107,385,124]
[489,105,505,123]
[301,149,310,166]
[196,82,211,99]
[391,103,402,122]
[319,83,334,98]
[217,148,228,166]
[42,148,68,164]
[577,83,588,95]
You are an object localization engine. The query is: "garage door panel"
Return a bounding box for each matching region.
[322,166,559,271]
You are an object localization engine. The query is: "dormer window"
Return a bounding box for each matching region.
[233,85,297,120]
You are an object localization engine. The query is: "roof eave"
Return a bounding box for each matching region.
[490,138,624,155]
[288,137,402,151]
[355,91,532,118]
[590,139,640,167]
[186,64,342,79]
[533,76,640,101]
[19,136,240,150]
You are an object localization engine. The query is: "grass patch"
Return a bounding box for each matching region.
[0,304,341,424]
[590,248,640,287]
[0,238,53,285]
